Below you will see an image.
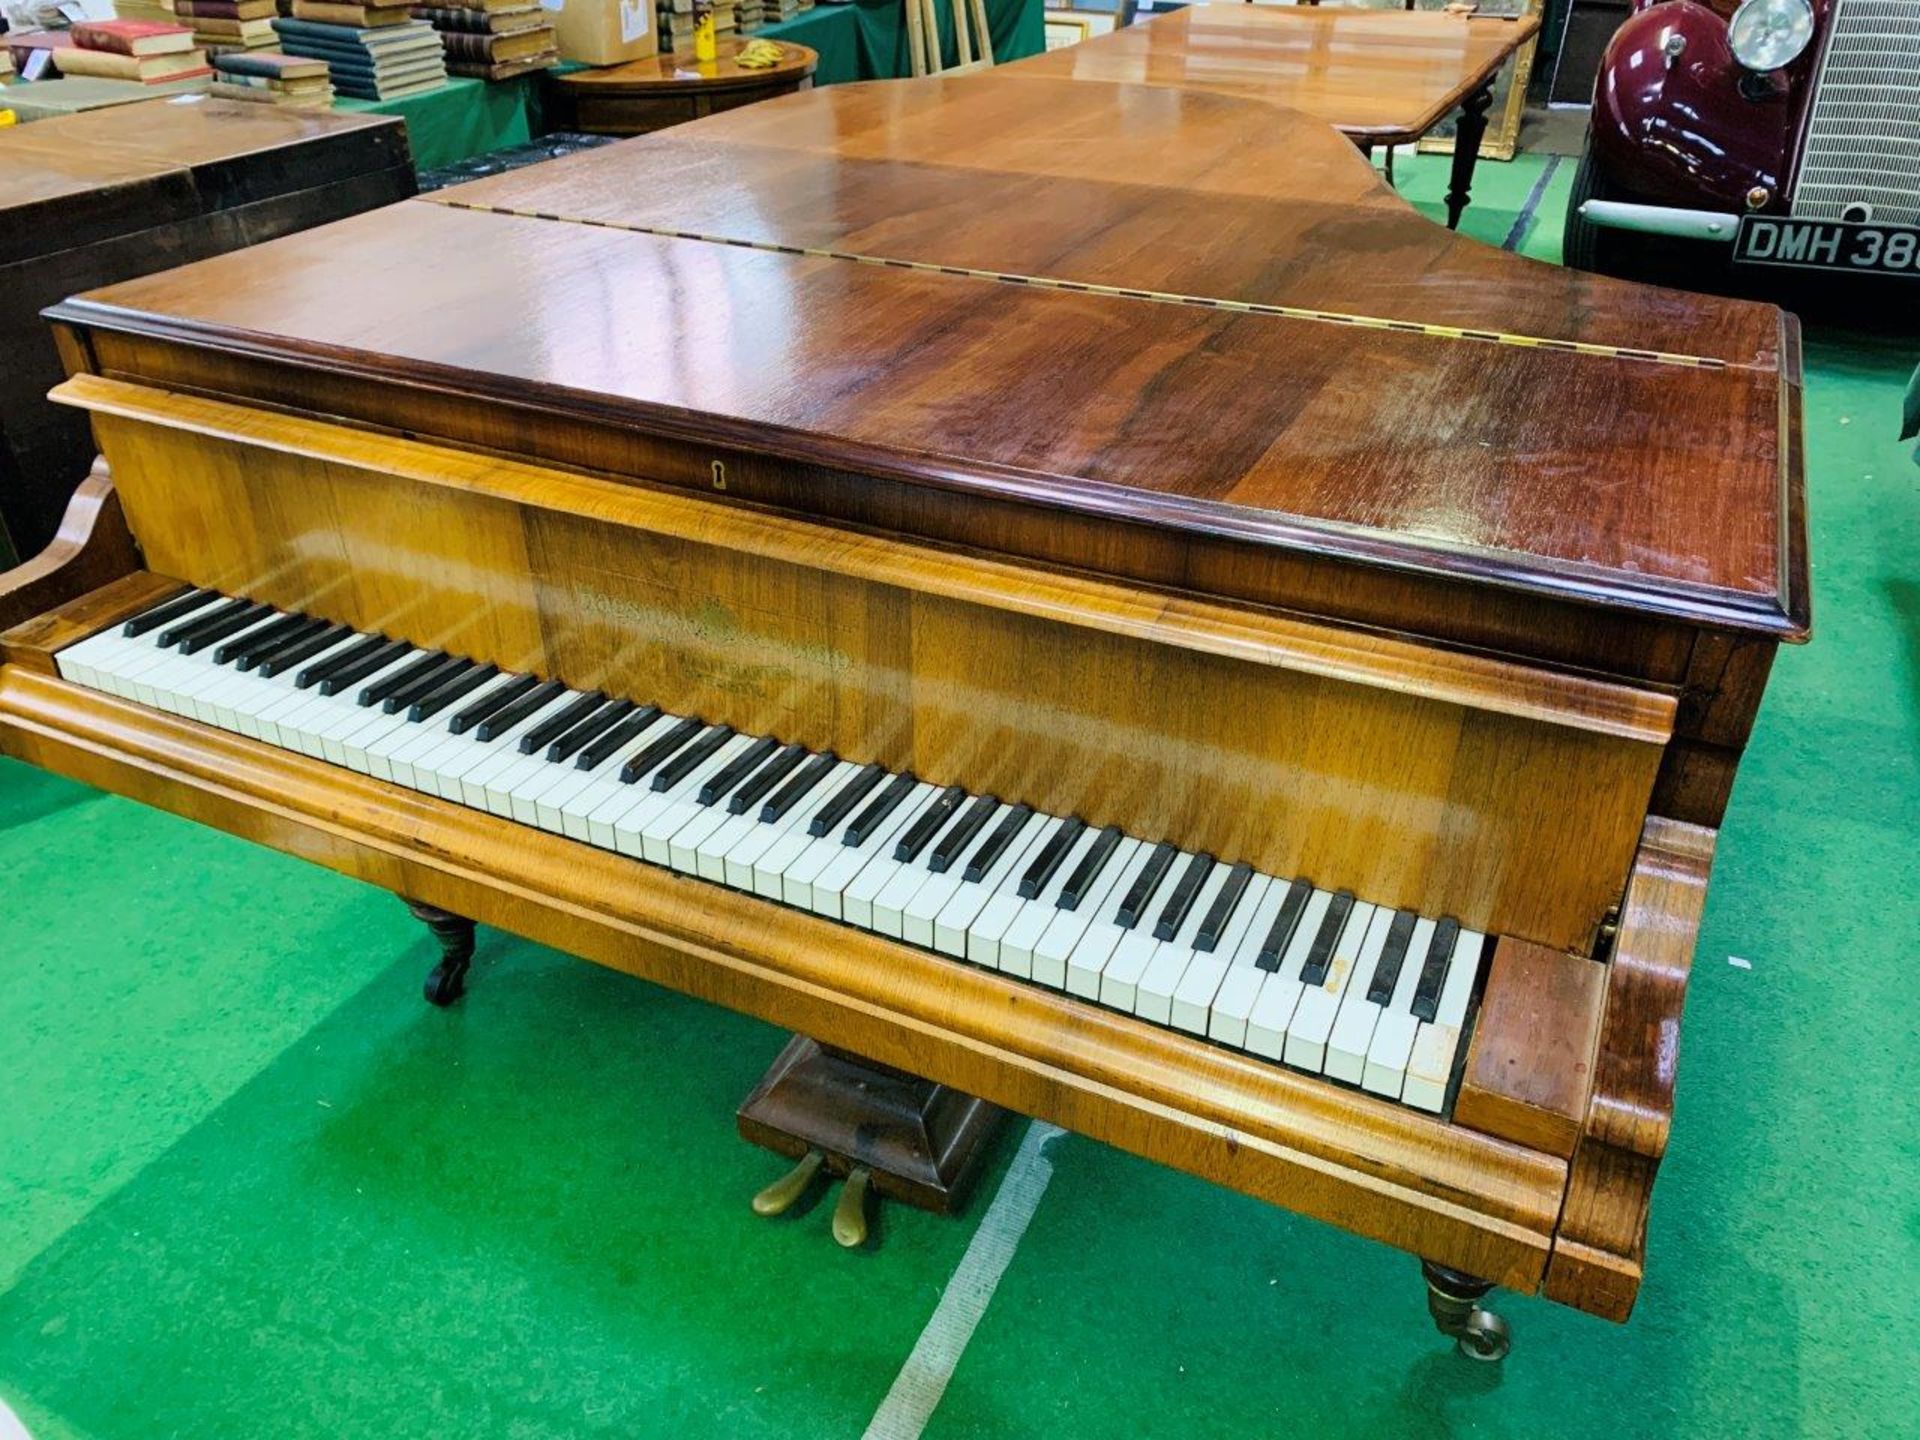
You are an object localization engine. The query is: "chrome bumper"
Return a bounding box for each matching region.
[1579,200,1741,243]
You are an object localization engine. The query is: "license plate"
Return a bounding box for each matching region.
[1735,217,1920,275]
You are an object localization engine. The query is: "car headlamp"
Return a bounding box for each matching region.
[1728,0,1815,72]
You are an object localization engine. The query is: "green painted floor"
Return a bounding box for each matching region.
[2,152,1917,1440]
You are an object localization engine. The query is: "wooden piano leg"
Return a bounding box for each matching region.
[403,898,478,1006]
[1444,81,1495,231]
[737,1035,1004,1247]
[1421,1259,1511,1362]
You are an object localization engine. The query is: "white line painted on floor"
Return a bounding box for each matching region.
[0,1397,32,1440]
[863,1120,1065,1440]
[1728,955,1753,970]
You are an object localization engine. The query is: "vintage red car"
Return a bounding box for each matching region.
[1564,0,1920,285]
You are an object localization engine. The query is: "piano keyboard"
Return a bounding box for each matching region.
[56,589,1489,1114]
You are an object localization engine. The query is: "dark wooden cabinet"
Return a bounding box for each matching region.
[0,98,414,563]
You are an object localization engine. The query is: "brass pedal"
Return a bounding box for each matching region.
[832,1165,873,1249]
[751,1148,825,1217]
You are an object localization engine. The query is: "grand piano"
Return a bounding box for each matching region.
[0,58,1807,1363]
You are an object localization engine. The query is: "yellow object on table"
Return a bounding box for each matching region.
[693,8,718,62]
[735,39,786,69]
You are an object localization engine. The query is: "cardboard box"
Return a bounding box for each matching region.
[546,0,657,65]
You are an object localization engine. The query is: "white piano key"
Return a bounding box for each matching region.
[803,782,937,921]
[1244,888,1333,1060]
[1363,917,1435,1099]
[962,816,1071,967]
[390,672,522,794]
[1061,842,1158,999]
[868,801,977,939]
[636,733,760,864]
[1097,851,1192,1010]
[842,787,954,931]
[1172,873,1273,1036]
[1284,901,1380,1073]
[996,826,1102,979]
[909,812,1048,953]
[741,760,863,897]
[1402,929,1486,1113]
[1204,879,1290,1047]
[694,761,829,883]
[1133,864,1234,1025]
[1030,836,1143,990]
[567,714,690,844]
[1324,908,1400,1084]
[56,626,145,690]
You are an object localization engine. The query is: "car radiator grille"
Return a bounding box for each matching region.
[1791,0,1920,224]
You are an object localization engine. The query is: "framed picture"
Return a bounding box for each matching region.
[1413,0,1542,163]
[1043,6,1117,49]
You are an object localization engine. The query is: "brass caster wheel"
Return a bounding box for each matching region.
[751,1148,825,1217]
[1455,1308,1510,1363]
[831,1165,873,1249]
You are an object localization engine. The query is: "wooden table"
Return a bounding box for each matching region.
[1012,4,1540,227]
[546,39,820,137]
[0,97,412,563]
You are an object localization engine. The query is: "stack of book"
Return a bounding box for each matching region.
[174,0,282,56]
[111,0,185,25]
[270,14,446,98]
[657,0,742,53]
[413,1,556,81]
[52,20,212,84]
[210,48,333,105]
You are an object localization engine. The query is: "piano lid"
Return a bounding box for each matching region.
[48,75,1806,638]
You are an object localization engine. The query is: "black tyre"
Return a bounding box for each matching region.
[1562,145,1623,275]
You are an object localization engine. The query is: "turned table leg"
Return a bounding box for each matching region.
[403,898,477,1007]
[1444,82,1495,231]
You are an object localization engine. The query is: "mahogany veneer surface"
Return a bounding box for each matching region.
[54,76,1800,638]
[1010,3,1540,142]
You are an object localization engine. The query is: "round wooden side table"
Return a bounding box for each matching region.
[548,39,820,137]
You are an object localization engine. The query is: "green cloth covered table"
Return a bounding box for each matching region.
[335,74,547,172]
[762,0,1044,85]
[335,0,1042,170]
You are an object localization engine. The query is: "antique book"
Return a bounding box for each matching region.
[173,0,281,19]
[443,47,553,78]
[413,4,546,33]
[53,44,211,80]
[212,47,329,76]
[437,25,552,60]
[70,19,196,54]
[290,0,417,24]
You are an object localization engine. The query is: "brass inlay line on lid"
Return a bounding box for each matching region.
[434,197,1729,371]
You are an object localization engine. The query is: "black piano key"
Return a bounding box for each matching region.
[520,691,606,754]
[761,750,839,823]
[843,772,916,846]
[157,595,251,649]
[1116,840,1178,929]
[963,804,1034,883]
[1018,815,1087,899]
[476,678,567,741]
[177,600,276,655]
[124,587,218,638]
[547,697,632,763]
[895,784,967,862]
[700,735,779,805]
[1153,852,1216,941]
[450,673,537,735]
[239,616,334,672]
[1297,891,1357,987]
[929,794,998,874]
[620,715,704,784]
[297,633,387,691]
[1366,909,1421,1005]
[1410,917,1461,1023]
[579,703,665,772]
[1058,825,1123,911]
[730,743,809,815]
[360,650,452,708]
[650,723,735,791]
[257,623,354,679]
[808,763,885,837]
[409,662,499,723]
[1195,862,1254,952]
[315,639,409,695]
[1256,879,1313,972]
[382,656,468,714]
[213,611,308,666]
